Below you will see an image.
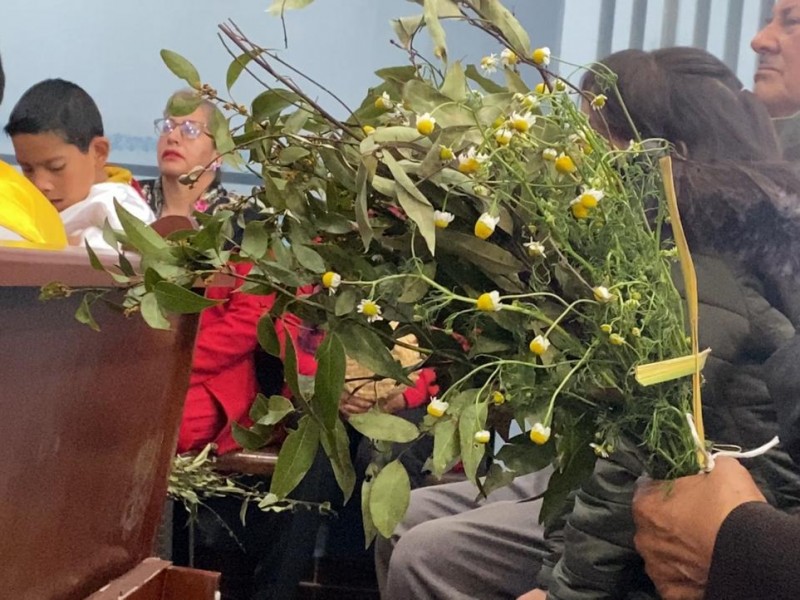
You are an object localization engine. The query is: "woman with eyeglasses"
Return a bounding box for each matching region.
[151,90,334,600]
[140,90,229,218]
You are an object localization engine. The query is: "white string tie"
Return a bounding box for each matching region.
[686,412,780,473]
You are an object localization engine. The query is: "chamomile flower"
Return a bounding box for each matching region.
[491,391,506,405]
[321,271,341,294]
[534,82,550,95]
[357,298,383,323]
[476,290,502,312]
[457,147,489,174]
[519,93,539,110]
[529,422,551,445]
[480,53,499,74]
[529,335,550,356]
[590,442,610,458]
[439,145,455,161]
[500,48,518,66]
[416,112,436,136]
[474,213,500,239]
[593,286,614,303]
[362,125,375,135]
[591,94,607,110]
[577,188,604,208]
[531,46,551,66]
[427,397,449,418]
[474,430,491,444]
[434,210,455,229]
[570,198,590,219]
[374,91,394,111]
[542,148,558,161]
[509,111,536,133]
[524,240,546,258]
[609,333,625,346]
[600,323,613,334]
[631,327,642,337]
[555,153,576,174]
[495,127,515,146]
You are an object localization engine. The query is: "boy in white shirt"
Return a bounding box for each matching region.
[4,79,154,251]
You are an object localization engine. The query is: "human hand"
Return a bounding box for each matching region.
[339,391,376,417]
[632,456,766,600]
[378,389,408,414]
[516,588,547,600]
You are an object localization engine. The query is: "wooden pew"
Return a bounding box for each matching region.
[0,246,214,599]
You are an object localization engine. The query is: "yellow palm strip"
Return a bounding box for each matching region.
[634,157,706,466]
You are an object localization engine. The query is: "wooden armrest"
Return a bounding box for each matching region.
[214,447,281,476]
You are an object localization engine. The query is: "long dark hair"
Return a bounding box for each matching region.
[584,47,800,323]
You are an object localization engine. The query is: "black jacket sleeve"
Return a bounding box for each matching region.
[706,501,800,600]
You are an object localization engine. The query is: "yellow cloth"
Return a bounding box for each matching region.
[105,165,134,184]
[0,160,67,249]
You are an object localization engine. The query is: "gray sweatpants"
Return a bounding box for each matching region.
[375,470,552,599]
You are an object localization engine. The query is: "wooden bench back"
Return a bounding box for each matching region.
[0,247,197,600]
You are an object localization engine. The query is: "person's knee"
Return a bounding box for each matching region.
[390,518,452,572]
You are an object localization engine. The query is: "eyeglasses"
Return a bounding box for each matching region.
[154,117,208,140]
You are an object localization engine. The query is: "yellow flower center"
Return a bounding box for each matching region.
[362,125,375,135]
[475,292,498,311]
[555,155,576,174]
[530,426,551,445]
[321,271,339,288]
[491,391,505,405]
[361,302,379,317]
[609,333,625,346]
[529,337,549,356]
[459,158,481,174]
[535,82,549,95]
[439,146,454,161]
[474,220,494,239]
[427,403,446,418]
[511,117,530,133]
[417,118,435,136]
[579,192,599,208]
[571,203,590,219]
[532,47,549,65]
[474,430,491,444]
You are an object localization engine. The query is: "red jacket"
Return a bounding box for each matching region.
[177,264,318,455]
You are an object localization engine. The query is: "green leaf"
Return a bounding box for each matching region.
[252,89,302,122]
[313,333,347,430]
[267,0,316,15]
[403,80,475,128]
[372,126,424,144]
[166,93,201,117]
[226,51,255,91]
[76,295,100,332]
[231,422,275,450]
[257,313,281,356]
[319,418,356,503]
[241,221,270,260]
[465,64,506,93]
[251,394,295,426]
[495,434,555,475]
[423,0,448,61]
[481,463,516,497]
[354,163,373,250]
[348,411,419,443]
[334,289,359,317]
[432,418,459,477]
[336,323,411,384]
[140,292,171,330]
[382,153,435,255]
[440,61,467,102]
[278,146,311,165]
[114,200,169,256]
[391,14,423,49]
[154,281,221,314]
[361,466,378,547]
[84,240,107,272]
[293,244,327,274]
[160,49,201,88]
[270,416,321,498]
[209,109,239,168]
[458,396,489,482]
[504,68,530,94]
[369,460,411,538]
[283,331,304,402]
[475,0,531,54]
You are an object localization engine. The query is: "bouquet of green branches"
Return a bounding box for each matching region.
[65,0,708,543]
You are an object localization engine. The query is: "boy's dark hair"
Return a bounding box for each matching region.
[4,79,104,152]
